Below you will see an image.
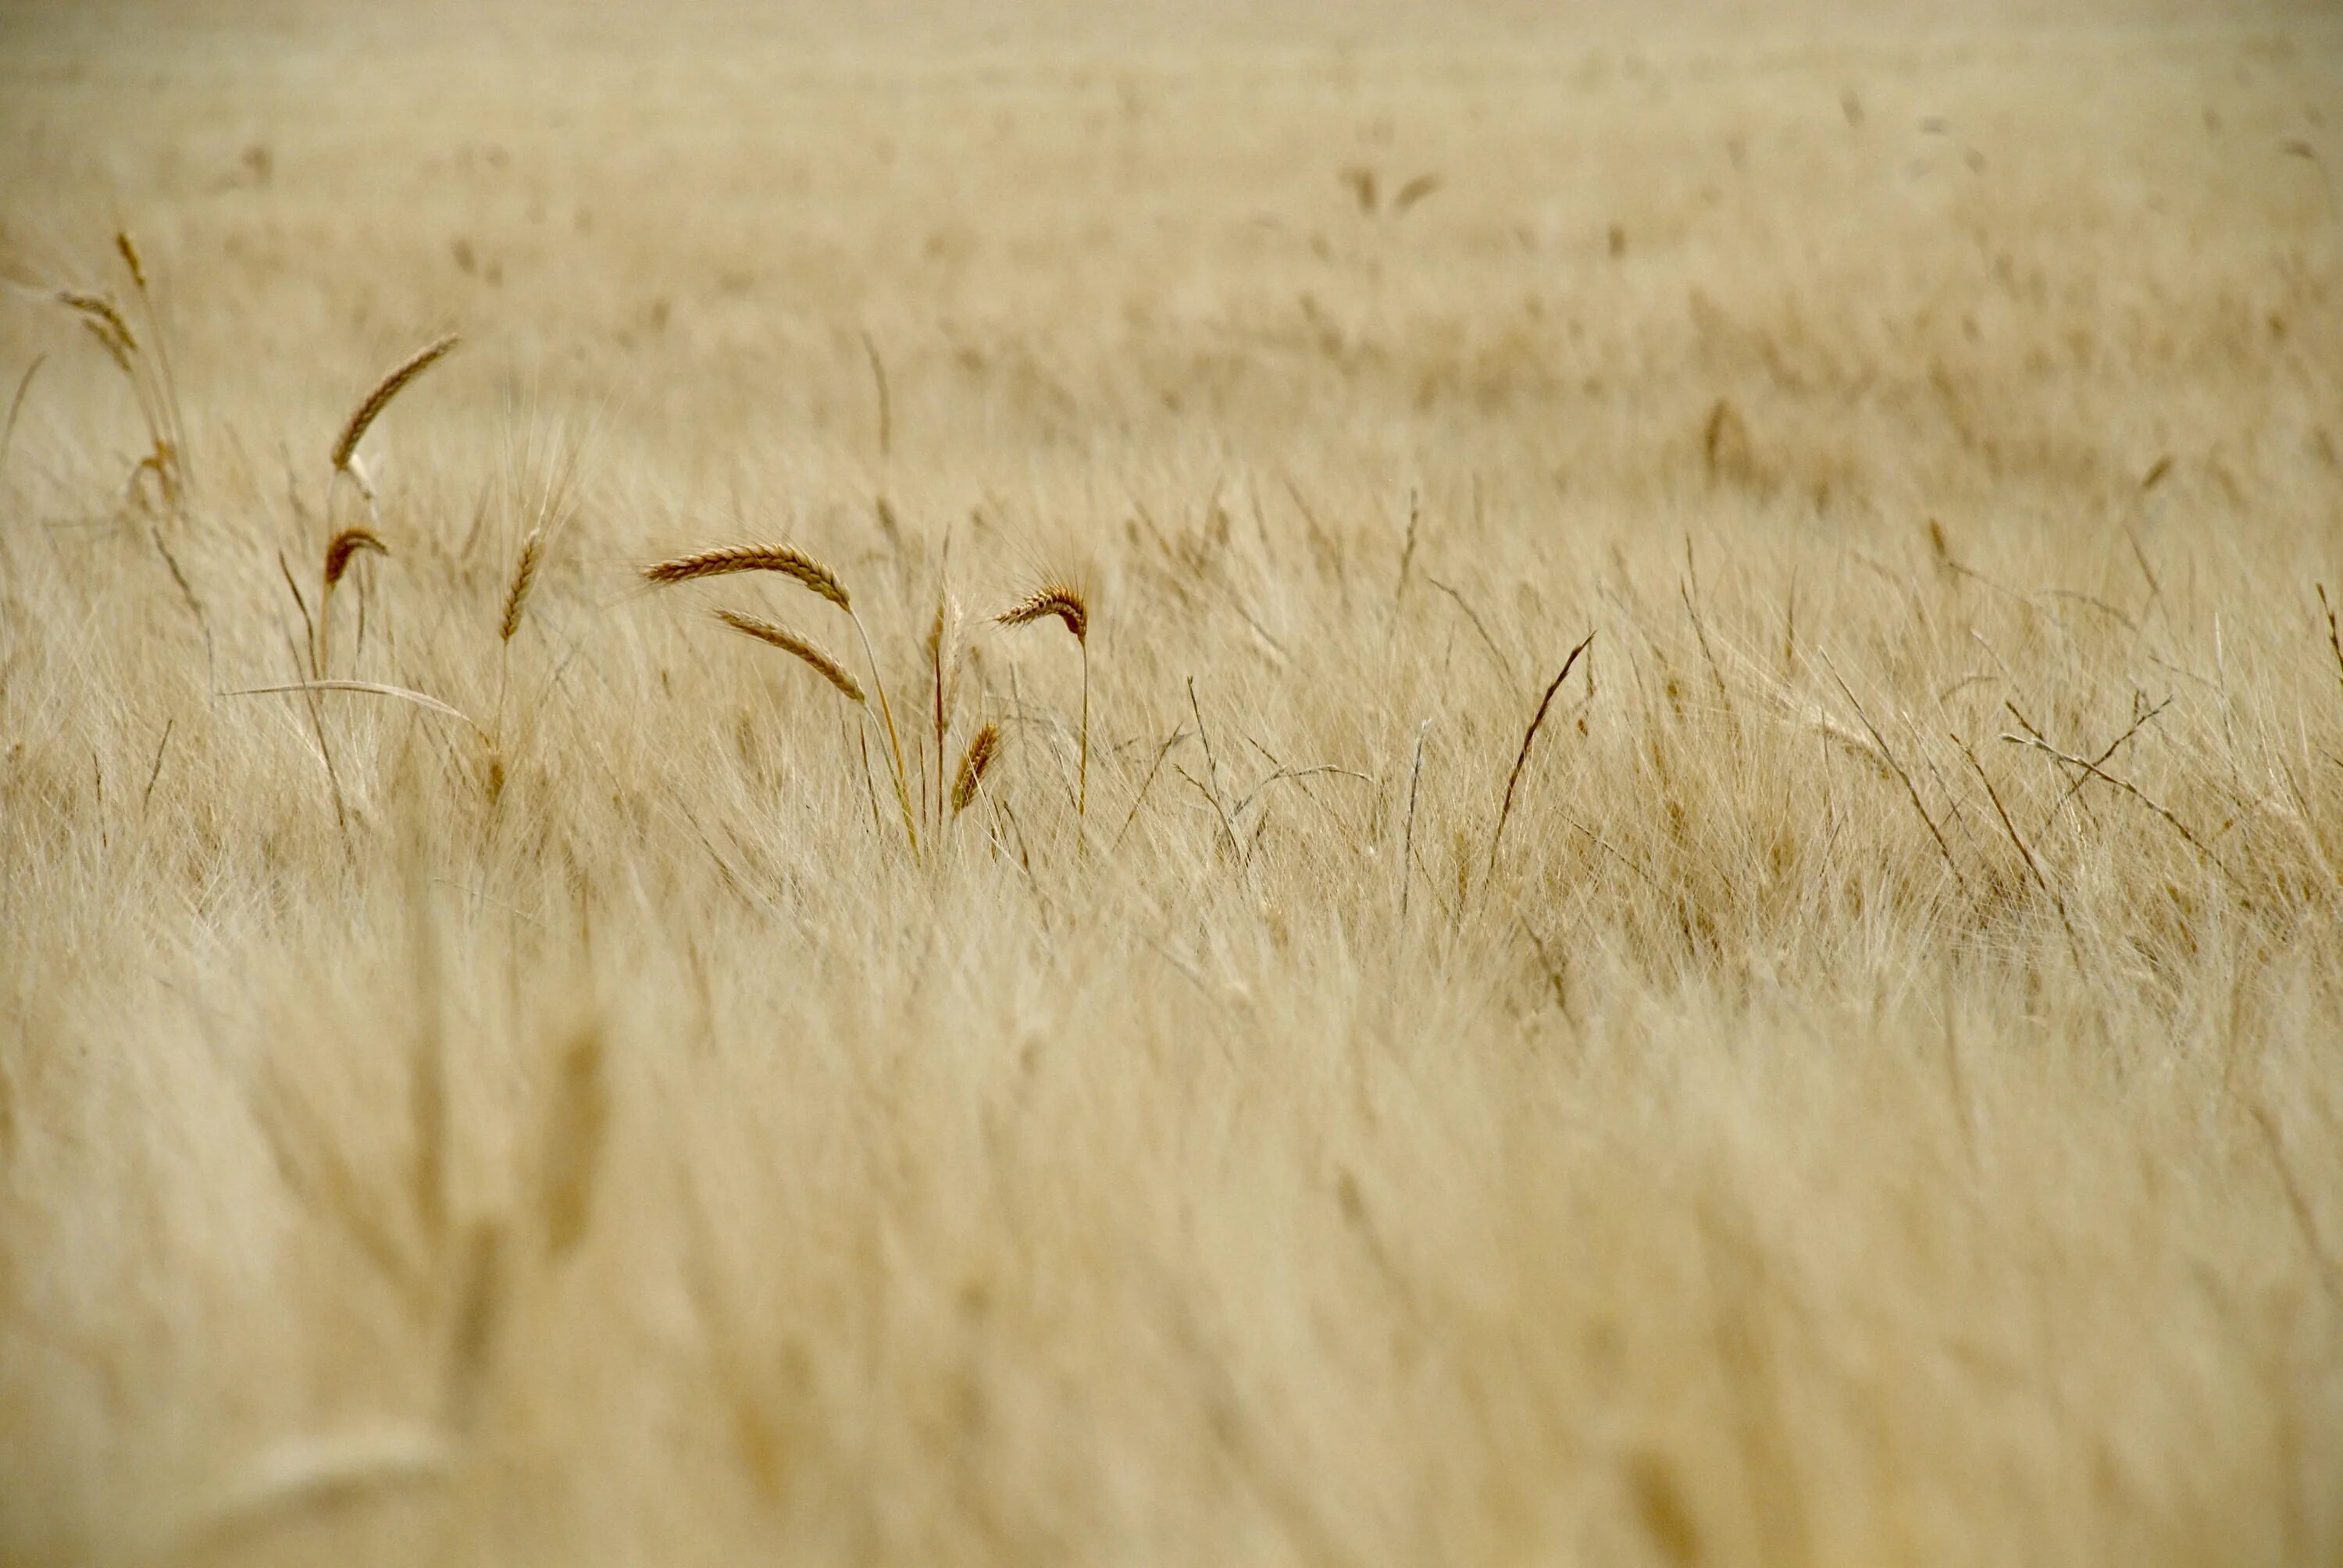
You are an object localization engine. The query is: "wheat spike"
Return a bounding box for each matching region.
[78,319,135,378]
[997,582,1087,642]
[998,580,1091,818]
[644,543,851,611]
[331,333,458,472]
[500,529,543,642]
[323,527,388,588]
[714,609,865,703]
[57,291,137,356]
[952,724,1001,814]
[115,232,148,293]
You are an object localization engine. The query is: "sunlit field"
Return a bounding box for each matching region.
[3,2,2341,1563]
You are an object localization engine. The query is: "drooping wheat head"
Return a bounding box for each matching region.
[643,544,851,611]
[997,583,1087,643]
[997,580,1090,818]
[324,527,388,590]
[316,527,387,675]
[714,609,866,704]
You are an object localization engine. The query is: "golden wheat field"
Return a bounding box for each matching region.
[4,1,2342,1563]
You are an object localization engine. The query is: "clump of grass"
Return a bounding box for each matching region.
[324,526,389,589]
[997,581,1090,819]
[50,232,191,511]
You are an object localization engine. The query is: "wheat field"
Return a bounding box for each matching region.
[3,2,2341,1563]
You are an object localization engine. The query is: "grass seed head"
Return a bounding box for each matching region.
[331,333,459,472]
[501,529,544,642]
[644,544,852,611]
[952,724,1001,814]
[323,527,389,588]
[714,608,865,704]
[997,581,1087,643]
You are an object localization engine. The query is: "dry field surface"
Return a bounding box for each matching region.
[3,2,2341,1563]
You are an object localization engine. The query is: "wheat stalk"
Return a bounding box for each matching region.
[114,232,148,292]
[317,528,387,675]
[643,543,851,610]
[323,527,388,589]
[501,528,543,643]
[1486,632,1595,886]
[998,581,1091,818]
[226,680,494,747]
[929,595,948,825]
[330,333,459,487]
[998,583,1087,641]
[56,290,136,355]
[715,609,865,703]
[952,723,1001,815]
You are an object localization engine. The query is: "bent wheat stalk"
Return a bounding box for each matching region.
[317,527,387,677]
[643,543,849,608]
[998,582,1089,818]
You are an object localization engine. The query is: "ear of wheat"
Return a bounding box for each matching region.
[316,527,388,675]
[501,529,544,643]
[643,544,851,611]
[997,580,1091,819]
[997,583,1087,643]
[57,290,137,356]
[324,527,388,589]
[331,333,459,484]
[951,723,1000,815]
[114,232,148,292]
[714,609,865,703]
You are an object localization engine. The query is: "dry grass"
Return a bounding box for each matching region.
[3,1,2342,1563]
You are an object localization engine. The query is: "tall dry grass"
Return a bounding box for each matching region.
[2,2,2341,1563]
